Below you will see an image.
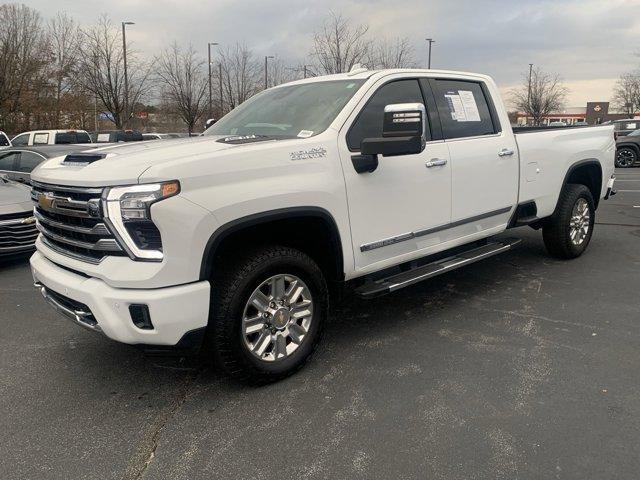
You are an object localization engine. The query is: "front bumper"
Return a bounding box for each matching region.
[30,251,210,346]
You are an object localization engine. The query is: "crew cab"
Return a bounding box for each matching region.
[11,130,92,146]
[29,68,615,383]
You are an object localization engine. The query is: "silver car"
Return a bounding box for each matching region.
[0,174,37,257]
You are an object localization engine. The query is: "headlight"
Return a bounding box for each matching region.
[103,181,180,261]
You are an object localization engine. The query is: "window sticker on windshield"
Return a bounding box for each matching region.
[445,90,481,122]
[297,130,314,138]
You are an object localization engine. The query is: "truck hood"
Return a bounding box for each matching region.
[30,136,238,187]
[0,179,32,215]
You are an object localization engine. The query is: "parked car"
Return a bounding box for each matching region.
[30,68,615,383]
[611,119,640,139]
[0,174,38,258]
[91,130,143,143]
[574,121,589,126]
[11,130,92,146]
[0,131,11,148]
[548,121,567,127]
[141,133,182,140]
[0,145,107,183]
[615,128,640,167]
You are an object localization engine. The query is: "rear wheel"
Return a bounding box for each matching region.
[615,147,637,168]
[208,246,327,384]
[542,184,595,259]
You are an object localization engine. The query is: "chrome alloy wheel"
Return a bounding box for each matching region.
[569,198,591,246]
[242,274,313,362]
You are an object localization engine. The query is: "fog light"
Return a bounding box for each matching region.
[129,304,154,330]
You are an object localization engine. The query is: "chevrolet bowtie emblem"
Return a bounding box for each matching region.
[37,193,54,210]
[21,216,36,225]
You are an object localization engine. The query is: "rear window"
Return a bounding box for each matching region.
[432,80,498,140]
[33,133,49,145]
[55,132,91,144]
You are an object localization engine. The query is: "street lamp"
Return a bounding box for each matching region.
[122,21,135,128]
[426,38,435,69]
[264,55,274,90]
[527,63,534,125]
[208,42,219,118]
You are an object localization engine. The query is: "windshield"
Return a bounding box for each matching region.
[205,80,365,139]
[628,129,640,137]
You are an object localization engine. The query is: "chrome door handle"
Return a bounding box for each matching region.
[425,158,447,168]
[498,148,515,157]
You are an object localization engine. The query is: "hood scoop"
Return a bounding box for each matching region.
[62,153,107,166]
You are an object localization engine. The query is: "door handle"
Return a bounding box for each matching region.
[498,148,515,157]
[425,158,447,168]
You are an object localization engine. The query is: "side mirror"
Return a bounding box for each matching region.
[205,118,217,130]
[361,103,427,157]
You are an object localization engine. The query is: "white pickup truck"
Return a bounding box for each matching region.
[29,68,615,383]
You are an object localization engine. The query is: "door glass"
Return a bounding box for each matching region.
[0,134,9,146]
[11,134,29,146]
[0,152,19,170]
[15,152,44,172]
[347,79,427,151]
[432,80,497,139]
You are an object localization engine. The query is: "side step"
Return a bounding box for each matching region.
[355,238,522,298]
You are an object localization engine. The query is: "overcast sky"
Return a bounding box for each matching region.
[28,0,640,108]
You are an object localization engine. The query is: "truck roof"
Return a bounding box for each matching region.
[284,68,494,87]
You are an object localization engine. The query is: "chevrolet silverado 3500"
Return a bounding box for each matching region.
[30,69,616,383]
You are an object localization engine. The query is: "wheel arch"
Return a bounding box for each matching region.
[559,159,603,210]
[199,207,345,282]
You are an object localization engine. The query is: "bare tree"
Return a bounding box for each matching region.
[367,37,415,69]
[0,4,47,131]
[156,43,208,134]
[47,12,80,125]
[510,67,568,126]
[76,15,153,128]
[218,43,260,112]
[311,11,369,74]
[266,57,295,88]
[612,71,640,115]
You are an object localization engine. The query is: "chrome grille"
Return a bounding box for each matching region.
[0,211,38,254]
[31,181,125,263]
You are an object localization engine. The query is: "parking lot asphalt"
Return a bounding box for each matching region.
[1,169,639,480]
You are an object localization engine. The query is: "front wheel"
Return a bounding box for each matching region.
[615,147,637,168]
[208,246,328,384]
[542,184,595,259]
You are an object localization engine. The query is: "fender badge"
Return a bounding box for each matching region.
[290,147,327,161]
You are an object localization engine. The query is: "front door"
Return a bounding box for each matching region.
[338,77,452,273]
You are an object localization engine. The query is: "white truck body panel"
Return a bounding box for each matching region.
[28,68,615,347]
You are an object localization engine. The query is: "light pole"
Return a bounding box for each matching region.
[218,62,224,116]
[527,63,534,125]
[121,21,134,128]
[208,42,219,119]
[426,38,435,69]
[264,55,274,90]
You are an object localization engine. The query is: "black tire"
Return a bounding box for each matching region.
[542,184,595,259]
[207,245,328,384]
[615,147,637,168]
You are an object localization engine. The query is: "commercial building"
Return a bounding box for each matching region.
[515,102,640,126]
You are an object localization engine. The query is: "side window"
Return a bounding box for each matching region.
[0,152,19,171]
[0,134,9,146]
[15,152,44,172]
[432,80,497,140]
[347,79,427,151]
[12,134,29,146]
[33,133,49,145]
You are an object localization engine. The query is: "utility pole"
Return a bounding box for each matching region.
[426,38,435,69]
[218,62,224,116]
[207,42,219,119]
[121,21,134,128]
[527,63,534,125]
[264,55,274,90]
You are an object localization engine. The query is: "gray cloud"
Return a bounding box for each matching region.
[27,0,640,104]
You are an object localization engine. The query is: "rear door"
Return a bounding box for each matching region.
[429,78,517,228]
[338,76,452,272]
